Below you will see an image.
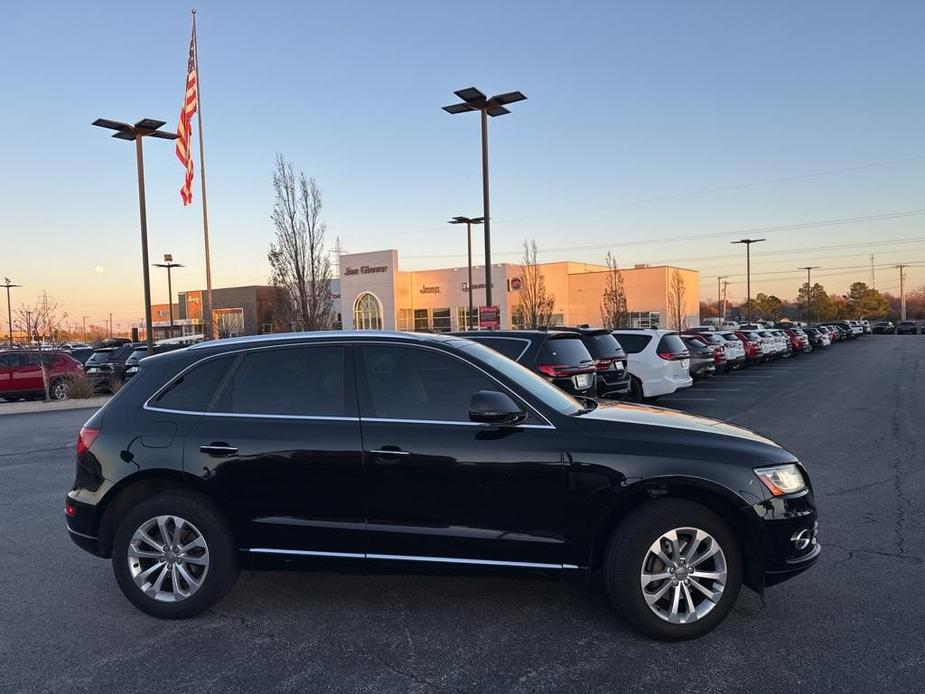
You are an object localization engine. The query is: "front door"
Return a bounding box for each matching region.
[13,352,44,393]
[181,344,365,559]
[356,343,565,568]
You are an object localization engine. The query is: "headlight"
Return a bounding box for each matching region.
[754,464,806,496]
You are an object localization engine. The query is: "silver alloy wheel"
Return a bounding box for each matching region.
[640,526,727,624]
[128,515,210,603]
[51,379,69,400]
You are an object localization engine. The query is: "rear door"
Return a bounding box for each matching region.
[182,344,365,560]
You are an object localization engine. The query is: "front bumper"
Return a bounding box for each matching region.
[753,489,820,586]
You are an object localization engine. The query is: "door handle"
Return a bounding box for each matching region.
[200,443,238,457]
[369,449,411,457]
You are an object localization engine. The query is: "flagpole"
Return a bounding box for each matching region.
[191,8,214,340]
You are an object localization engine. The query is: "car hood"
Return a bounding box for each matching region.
[576,401,777,444]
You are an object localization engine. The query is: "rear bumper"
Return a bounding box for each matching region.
[65,492,106,557]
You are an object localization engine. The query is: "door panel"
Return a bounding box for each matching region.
[178,345,365,556]
[357,344,564,565]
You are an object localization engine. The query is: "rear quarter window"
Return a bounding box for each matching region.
[580,333,622,359]
[154,356,236,412]
[657,334,687,353]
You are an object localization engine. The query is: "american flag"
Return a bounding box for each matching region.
[176,28,198,206]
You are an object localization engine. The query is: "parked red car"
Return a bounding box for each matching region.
[783,328,810,354]
[732,330,764,365]
[682,333,729,372]
[0,349,83,401]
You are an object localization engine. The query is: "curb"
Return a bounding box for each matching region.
[0,396,112,416]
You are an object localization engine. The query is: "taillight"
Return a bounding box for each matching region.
[658,351,689,361]
[77,426,100,458]
[537,364,566,378]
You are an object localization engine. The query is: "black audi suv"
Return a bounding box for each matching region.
[66,331,819,641]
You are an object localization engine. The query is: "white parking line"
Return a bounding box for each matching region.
[664,397,717,401]
[689,388,742,392]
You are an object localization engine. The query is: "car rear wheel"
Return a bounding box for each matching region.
[50,378,69,401]
[628,376,645,403]
[111,490,238,618]
[604,499,742,641]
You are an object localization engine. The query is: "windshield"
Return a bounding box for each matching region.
[457,341,582,415]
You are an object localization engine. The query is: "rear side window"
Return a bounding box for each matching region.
[470,337,530,361]
[223,346,348,417]
[155,356,235,412]
[614,334,652,354]
[538,337,593,366]
[86,351,111,365]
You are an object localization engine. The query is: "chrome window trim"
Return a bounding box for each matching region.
[244,547,581,570]
[360,417,555,430]
[143,338,555,429]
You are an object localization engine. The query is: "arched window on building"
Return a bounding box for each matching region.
[353,292,383,330]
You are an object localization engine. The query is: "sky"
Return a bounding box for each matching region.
[1,0,924,331]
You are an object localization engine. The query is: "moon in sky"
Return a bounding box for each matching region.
[94,265,105,274]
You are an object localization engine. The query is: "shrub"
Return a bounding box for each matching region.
[66,374,97,400]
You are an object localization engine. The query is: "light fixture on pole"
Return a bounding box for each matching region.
[798,266,820,321]
[443,87,526,309]
[2,277,20,347]
[731,239,765,323]
[92,117,178,350]
[153,254,184,339]
[448,216,484,329]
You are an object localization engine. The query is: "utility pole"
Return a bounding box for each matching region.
[895,264,908,321]
[82,316,88,342]
[870,254,876,289]
[109,312,113,338]
[2,278,20,347]
[716,276,728,318]
[721,281,729,321]
[798,266,820,322]
[731,239,766,323]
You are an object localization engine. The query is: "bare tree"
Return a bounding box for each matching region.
[514,239,555,328]
[268,154,334,332]
[600,251,629,329]
[666,269,687,331]
[15,291,68,343]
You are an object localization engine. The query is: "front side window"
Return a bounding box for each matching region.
[220,346,347,417]
[354,293,382,330]
[361,345,498,422]
[155,356,235,412]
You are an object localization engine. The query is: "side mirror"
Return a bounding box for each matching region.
[469,390,527,425]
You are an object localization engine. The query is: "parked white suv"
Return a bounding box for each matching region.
[611,329,694,401]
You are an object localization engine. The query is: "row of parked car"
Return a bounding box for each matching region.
[0,340,183,402]
[450,319,865,403]
[871,320,925,334]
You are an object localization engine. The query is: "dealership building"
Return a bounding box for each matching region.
[335,249,700,332]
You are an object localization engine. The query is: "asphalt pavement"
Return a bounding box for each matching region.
[1,336,922,693]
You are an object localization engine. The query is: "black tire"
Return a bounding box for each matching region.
[603,498,742,641]
[628,376,645,403]
[111,490,239,619]
[50,378,69,401]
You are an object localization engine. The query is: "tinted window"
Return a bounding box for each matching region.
[85,350,112,365]
[223,346,347,417]
[156,356,235,412]
[0,353,20,367]
[657,334,687,354]
[538,337,593,366]
[469,337,530,361]
[614,334,652,354]
[128,348,148,361]
[458,341,581,415]
[362,345,498,422]
[579,333,622,359]
[111,345,135,361]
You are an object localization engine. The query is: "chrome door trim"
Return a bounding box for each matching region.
[243,547,581,570]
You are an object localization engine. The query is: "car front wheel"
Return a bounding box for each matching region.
[111,490,238,618]
[604,499,742,641]
[50,378,69,401]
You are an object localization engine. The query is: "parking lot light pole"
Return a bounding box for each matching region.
[799,266,820,321]
[731,239,765,323]
[716,276,728,319]
[153,254,184,339]
[443,88,526,308]
[92,118,178,350]
[448,217,484,329]
[3,277,20,347]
